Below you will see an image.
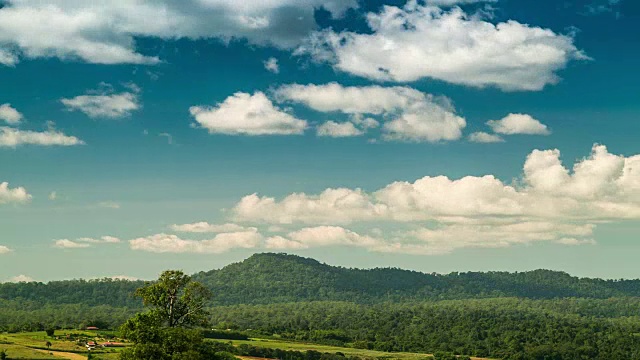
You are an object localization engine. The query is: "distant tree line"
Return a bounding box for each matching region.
[209,299,640,360]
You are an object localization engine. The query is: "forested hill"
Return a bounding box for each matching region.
[193,253,640,304]
[2,253,640,307]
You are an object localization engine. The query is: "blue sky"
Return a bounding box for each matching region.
[1,0,639,282]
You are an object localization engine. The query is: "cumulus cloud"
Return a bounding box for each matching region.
[275,83,466,142]
[264,235,308,249]
[53,236,119,249]
[288,226,379,247]
[61,85,140,119]
[229,145,640,254]
[262,222,591,255]
[170,222,253,233]
[0,0,358,66]
[317,121,364,137]
[468,132,504,143]
[0,103,23,125]
[0,182,31,205]
[487,113,551,135]
[190,92,307,136]
[297,3,586,91]
[233,188,386,224]
[9,275,35,282]
[53,239,91,249]
[77,236,121,244]
[264,57,280,73]
[0,127,84,147]
[129,230,262,254]
[0,245,12,254]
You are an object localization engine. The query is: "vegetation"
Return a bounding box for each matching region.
[4,254,640,309]
[3,253,640,359]
[119,270,218,359]
[210,299,640,359]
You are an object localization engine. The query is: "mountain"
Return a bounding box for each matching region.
[193,253,640,304]
[3,253,640,307]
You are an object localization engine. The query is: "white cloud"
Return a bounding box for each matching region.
[263,226,383,251]
[0,48,18,66]
[264,57,280,73]
[262,223,590,255]
[0,127,84,147]
[0,182,31,205]
[53,236,120,249]
[233,188,386,224]
[0,103,23,125]
[426,0,496,5]
[317,121,364,137]
[382,109,466,142]
[9,275,35,282]
[275,83,466,142]
[77,236,121,244]
[556,237,596,246]
[297,3,586,91]
[288,226,379,247]
[468,132,504,143]
[53,239,91,249]
[190,92,307,136]
[275,83,426,114]
[487,113,551,135]
[229,145,640,253]
[170,222,252,233]
[100,236,121,243]
[129,230,262,254]
[0,0,358,66]
[0,245,12,254]
[61,86,140,119]
[264,235,308,249]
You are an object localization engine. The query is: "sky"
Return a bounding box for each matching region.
[1,0,639,282]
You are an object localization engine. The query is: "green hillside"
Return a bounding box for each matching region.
[3,253,640,308]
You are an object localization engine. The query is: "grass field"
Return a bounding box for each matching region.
[0,331,123,360]
[221,338,494,360]
[1,332,494,360]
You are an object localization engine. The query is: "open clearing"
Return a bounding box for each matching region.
[0,331,122,360]
[224,338,494,360]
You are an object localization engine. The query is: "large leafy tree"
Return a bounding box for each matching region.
[134,270,211,328]
[119,270,214,360]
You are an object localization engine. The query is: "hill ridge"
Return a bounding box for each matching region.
[3,252,640,307]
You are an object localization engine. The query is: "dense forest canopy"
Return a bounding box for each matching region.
[2,253,640,307]
[3,253,640,359]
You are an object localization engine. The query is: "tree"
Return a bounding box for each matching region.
[46,341,52,350]
[119,270,213,360]
[133,270,211,328]
[46,328,55,337]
